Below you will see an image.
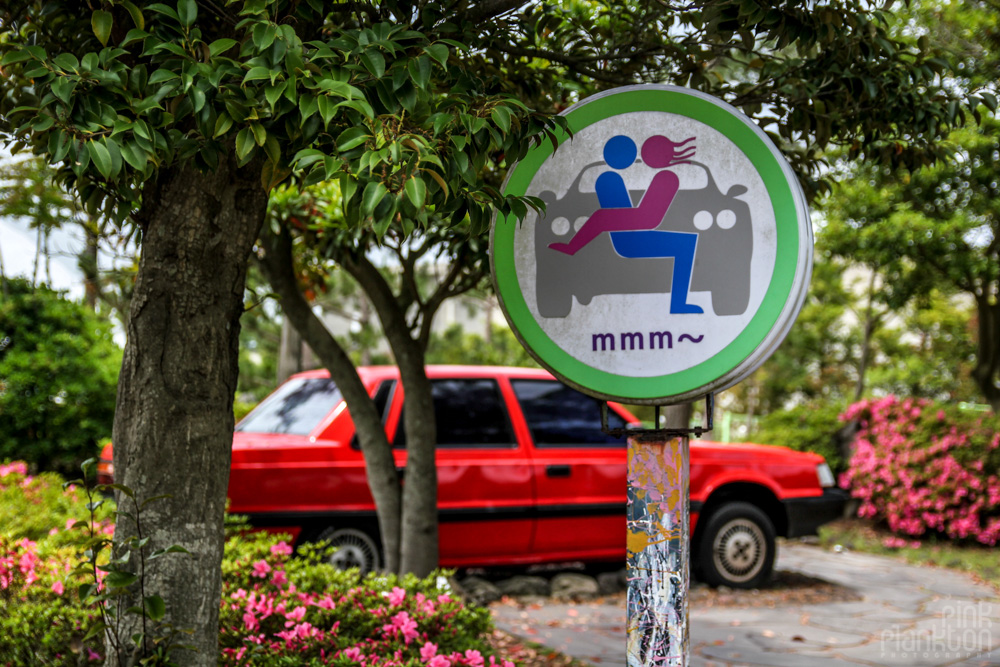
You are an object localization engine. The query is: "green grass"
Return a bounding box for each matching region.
[818,519,1000,593]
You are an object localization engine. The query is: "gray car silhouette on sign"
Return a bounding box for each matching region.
[534,160,753,319]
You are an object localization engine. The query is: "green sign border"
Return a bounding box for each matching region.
[492,87,803,402]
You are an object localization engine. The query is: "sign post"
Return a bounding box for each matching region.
[490,85,812,666]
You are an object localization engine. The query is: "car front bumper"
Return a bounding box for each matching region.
[783,488,851,538]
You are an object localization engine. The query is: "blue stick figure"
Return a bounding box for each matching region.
[595,135,636,208]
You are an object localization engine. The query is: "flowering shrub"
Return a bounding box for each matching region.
[217,531,503,666]
[840,397,1000,546]
[0,461,515,666]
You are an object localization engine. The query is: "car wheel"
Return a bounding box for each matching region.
[315,527,382,574]
[697,502,775,589]
[537,288,573,318]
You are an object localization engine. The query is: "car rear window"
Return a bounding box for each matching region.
[236,377,342,435]
[393,378,514,448]
[511,379,627,447]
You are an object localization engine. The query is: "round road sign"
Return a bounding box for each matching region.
[490,85,812,405]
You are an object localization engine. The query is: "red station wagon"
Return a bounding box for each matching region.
[99,365,847,588]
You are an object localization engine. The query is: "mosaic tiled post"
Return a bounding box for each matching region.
[626,436,689,667]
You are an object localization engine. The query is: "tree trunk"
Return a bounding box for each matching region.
[110,153,266,666]
[973,293,1000,412]
[258,225,403,573]
[854,271,878,402]
[343,254,439,576]
[396,348,438,576]
[80,221,100,311]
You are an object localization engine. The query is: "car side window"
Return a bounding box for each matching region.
[393,379,514,448]
[236,377,343,435]
[511,379,627,447]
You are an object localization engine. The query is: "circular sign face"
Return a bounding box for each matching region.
[490,85,812,404]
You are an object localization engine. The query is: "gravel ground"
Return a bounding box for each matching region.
[487,567,861,666]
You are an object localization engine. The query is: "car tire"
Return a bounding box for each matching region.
[537,288,573,318]
[709,283,751,317]
[697,502,774,589]
[315,527,382,574]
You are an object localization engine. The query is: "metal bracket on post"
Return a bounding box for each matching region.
[601,393,714,439]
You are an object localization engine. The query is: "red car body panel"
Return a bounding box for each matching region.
[98,365,840,568]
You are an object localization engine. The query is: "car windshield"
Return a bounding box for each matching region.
[236,377,342,435]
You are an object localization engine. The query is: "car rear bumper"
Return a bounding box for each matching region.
[782,488,851,538]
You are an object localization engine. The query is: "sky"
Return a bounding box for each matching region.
[0,216,88,299]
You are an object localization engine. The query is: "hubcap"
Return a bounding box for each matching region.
[322,529,379,573]
[712,517,765,583]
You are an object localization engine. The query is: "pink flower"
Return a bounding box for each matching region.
[428,656,451,667]
[87,648,101,662]
[284,605,306,625]
[464,650,485,667]
[420,642,439,661]
[51,580,64,596]
[270,541,293,557]
[342,647,364,661]
[388,586,406,606]
[251,560,271,578]
[271,569,288,587]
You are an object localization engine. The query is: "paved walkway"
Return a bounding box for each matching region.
[491,544,1000,666]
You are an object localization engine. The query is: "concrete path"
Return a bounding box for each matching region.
[491,544,1000,666]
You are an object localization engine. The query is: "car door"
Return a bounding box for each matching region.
[507,378,629,562]
[390,375,534,566]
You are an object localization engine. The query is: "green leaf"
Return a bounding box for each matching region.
[235,127,255,160]
[361,181,388,217]
[144,595,166,621]
[404,177,426,209]
[105,571,139,588]
[317,95,335,126]
[105,138,123,178]
[53,53,80,71]
[78,583,97,602]
[92,10,113,46]
[407,56,431,89]
[122,1,145,30]
[265,83,284,108]
[213,113,233,138]
[424,43,449,67]
[337,126,369,151]
[491,106,511,134]
[190,87,206,112]
[119,141,147,170]
[147,3,178,20]
[1,50,33,66]
[360,51,386,78]
[263,134,280,164]
[209,38,238,57]
[86,140,113,179]
[148,69,179,85]
[250,122,266,146]
[243,66,271,84]
[982,92,998,113]
[177,0,197,27]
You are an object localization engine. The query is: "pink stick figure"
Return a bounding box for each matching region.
[548,136,695,256]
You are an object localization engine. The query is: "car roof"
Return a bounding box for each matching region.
[289,365,557,383]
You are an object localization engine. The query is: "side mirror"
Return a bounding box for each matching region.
[726,184,748,198]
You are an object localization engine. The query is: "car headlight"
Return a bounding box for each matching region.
[816,463,835,488]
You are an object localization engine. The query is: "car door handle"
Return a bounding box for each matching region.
[546,464,571,478]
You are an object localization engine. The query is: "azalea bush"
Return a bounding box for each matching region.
[840,396,1000,545]
[0,461,514,666]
